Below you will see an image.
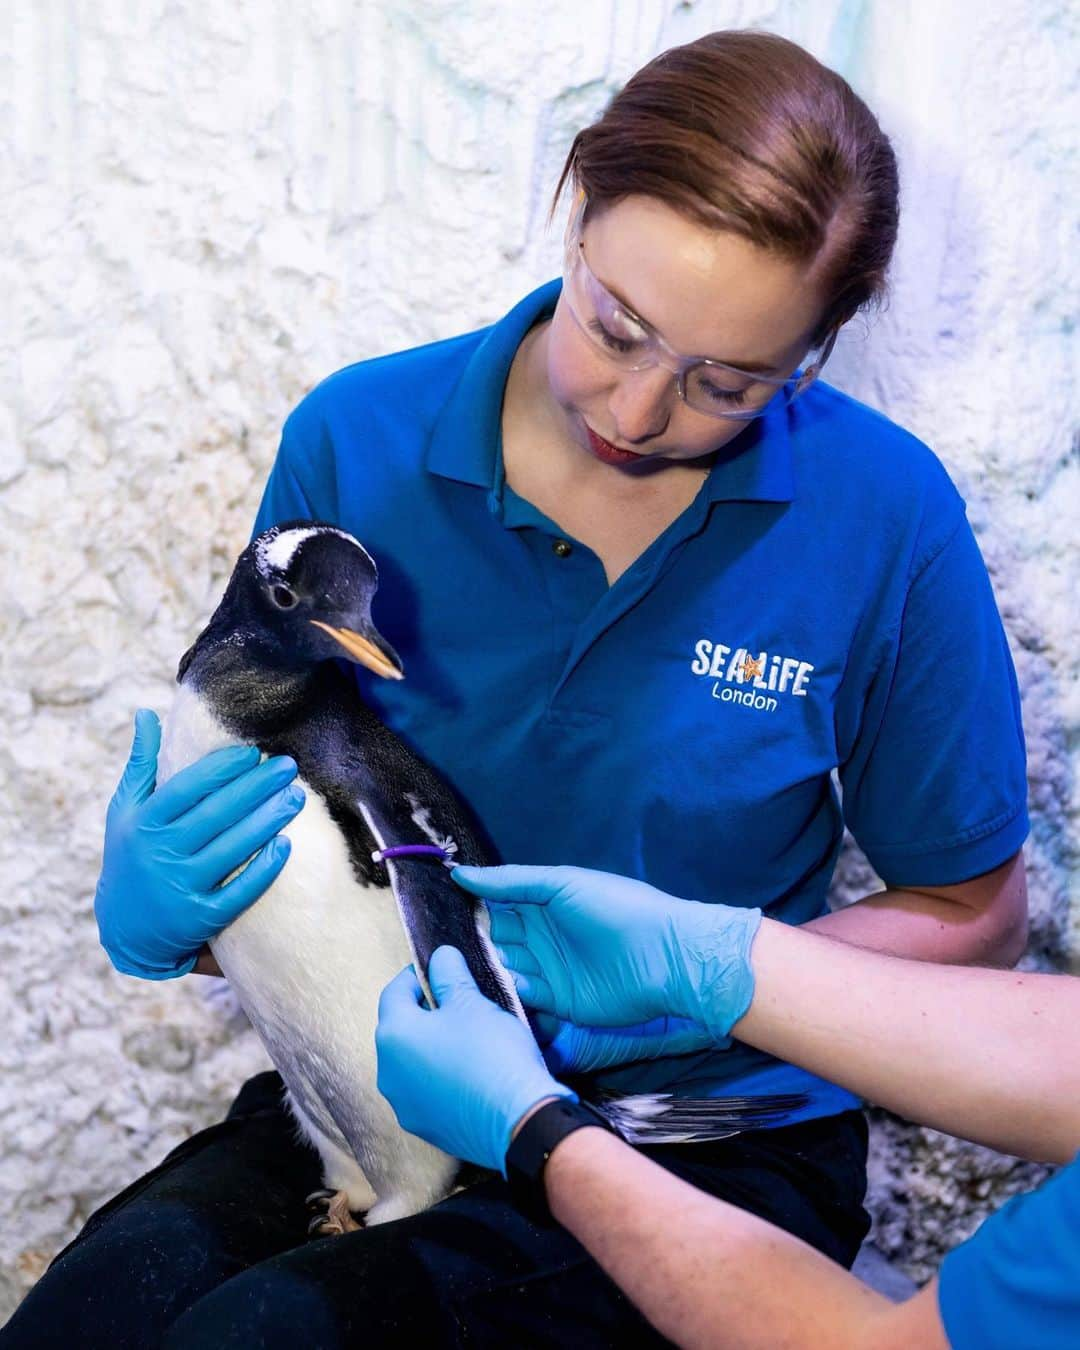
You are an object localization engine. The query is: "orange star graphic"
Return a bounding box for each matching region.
[742,655,764,683]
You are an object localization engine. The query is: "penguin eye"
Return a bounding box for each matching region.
[270,584,299,610]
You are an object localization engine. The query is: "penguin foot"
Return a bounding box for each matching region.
[306,1188,364,1237]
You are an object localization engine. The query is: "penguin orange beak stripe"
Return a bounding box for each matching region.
[309,621,404,680]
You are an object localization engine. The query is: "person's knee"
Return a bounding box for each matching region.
[161,1263,342,1350]
[162,1217,465,1349]
[1,1203,241,1350]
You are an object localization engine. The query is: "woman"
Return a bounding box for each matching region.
[11,29,1028,1349]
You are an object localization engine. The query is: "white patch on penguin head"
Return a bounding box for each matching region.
[254,524,376,579]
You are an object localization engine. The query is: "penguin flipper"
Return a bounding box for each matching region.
[592,1091,812,1144]
[354,795,525,1024]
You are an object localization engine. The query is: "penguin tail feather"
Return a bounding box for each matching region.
[591,1091,810,1145]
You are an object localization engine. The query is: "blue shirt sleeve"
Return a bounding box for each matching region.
[839,509,1029,886]
[251,404,334,538]
[938,1156,1080,1349]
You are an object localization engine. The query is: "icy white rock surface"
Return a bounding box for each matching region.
[2,0,1076,1316]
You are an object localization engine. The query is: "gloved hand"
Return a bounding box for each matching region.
[531,1011,714,1076]
[94,708,305,980]
[376,946,575,1175]
[452,864,762,1042]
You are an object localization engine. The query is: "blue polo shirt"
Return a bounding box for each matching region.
[253,279,1028,1120]
[938,1155,1080,1348]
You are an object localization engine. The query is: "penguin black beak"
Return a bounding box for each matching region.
[309,621,404,681]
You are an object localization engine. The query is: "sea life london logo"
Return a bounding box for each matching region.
[690,639,814,712]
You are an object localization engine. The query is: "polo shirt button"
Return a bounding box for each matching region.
[552,539,573,558]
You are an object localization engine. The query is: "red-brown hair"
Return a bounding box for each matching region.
[549,30,899,345]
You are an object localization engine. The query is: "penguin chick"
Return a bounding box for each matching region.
[157,522,808,1233]
[157,521,517,1231]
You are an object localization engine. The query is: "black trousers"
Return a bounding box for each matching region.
[2,1071,870,1349]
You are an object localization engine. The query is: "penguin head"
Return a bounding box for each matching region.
[191,522,404,681]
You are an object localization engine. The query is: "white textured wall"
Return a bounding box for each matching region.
[3,0,1077,1315]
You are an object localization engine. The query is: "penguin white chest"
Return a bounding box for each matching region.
[159,684,409,1088]
[157,683,458,1221]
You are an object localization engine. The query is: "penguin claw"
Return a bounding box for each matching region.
[305,1187,364,1238]
[308,1212,345,1238]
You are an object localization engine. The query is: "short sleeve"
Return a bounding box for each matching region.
[839,511,1028,886]
[938,1158,1080,1350]
[251,404,336,539]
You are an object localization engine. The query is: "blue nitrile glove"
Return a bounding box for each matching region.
[376,946,575,1175]
[531,1011,714,1076]
[452,864,762,1042]
[94,708,305,980]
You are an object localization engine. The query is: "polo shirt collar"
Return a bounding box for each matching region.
[426,280,561,488]
[426,278,794,504]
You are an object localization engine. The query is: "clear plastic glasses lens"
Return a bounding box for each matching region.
[562,208,835,421]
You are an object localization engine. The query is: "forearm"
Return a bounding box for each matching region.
[804,851,1028,966]
[543,1126,941,1350]
[733,919,1080,1163]
[806,884,1025,965]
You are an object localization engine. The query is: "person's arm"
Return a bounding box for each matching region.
[822,506,1030,971]
[542,1123,947,1350]
[732,913,1080,1164]
[377,939,1080,1350]
[376,957,953,1350]
[804,850,1028,967]
[462,862,1077,1163]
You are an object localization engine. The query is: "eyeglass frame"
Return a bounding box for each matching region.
[561,190,839,421]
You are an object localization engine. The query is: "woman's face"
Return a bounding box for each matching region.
[541,193,830,471]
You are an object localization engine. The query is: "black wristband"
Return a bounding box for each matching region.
[505,1097,614,1224]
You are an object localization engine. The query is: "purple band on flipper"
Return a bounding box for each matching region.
[370,844,452,864]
